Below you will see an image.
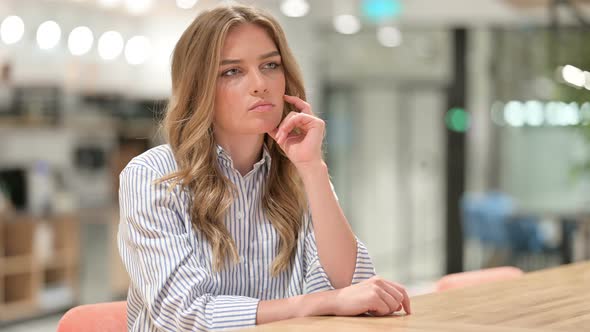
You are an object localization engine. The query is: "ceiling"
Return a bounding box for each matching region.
[8,0,590,26]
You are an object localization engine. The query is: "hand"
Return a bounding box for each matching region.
[331,276,411,317]
[268,95,325,168]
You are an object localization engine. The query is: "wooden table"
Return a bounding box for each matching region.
[245,261,590,331]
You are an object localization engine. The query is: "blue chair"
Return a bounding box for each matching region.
[461,191,549,268]
[462,191,514,248]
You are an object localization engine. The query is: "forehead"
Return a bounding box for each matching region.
[221,23,278,57]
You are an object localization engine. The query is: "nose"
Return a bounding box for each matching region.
[253,87,268,94]
[250,70,268,95]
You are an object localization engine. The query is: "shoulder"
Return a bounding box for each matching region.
[124,144,178,176]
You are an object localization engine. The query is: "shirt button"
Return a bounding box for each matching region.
[237,212,244,219]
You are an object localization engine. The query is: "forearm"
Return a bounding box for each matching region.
[297,161,357,289]
[256,289,336,325]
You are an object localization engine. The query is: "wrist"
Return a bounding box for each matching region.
[296,160,327,181]
[296,289,339,317]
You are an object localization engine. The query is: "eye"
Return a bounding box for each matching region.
[221,68,241,77]
[263,62,281,70]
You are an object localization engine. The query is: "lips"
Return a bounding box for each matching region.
[249,100,275,112]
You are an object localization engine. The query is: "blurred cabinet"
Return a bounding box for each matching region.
[0,213,80,323]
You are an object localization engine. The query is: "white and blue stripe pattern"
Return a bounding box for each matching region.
[118,144,376,331]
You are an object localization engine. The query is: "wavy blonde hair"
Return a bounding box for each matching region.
[159,4,307,276]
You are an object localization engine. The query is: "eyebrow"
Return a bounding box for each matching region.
[220,51,281,66]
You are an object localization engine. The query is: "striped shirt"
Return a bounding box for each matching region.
[117,144,376,331]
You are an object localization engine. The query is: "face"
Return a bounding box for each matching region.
[213,23,286,137]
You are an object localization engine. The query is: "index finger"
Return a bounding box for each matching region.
[387,281,412,314]
[283,94,313,116]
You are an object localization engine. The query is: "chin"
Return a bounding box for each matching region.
[258,121,281,134]
[237,120,278,135]
[255,115,282,133]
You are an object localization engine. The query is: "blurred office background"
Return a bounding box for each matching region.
[1,0,589,330]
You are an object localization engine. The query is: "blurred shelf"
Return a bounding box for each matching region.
[43,249,77,269]
[0,299,77,325]
[0,299,37,322]
[0,255,33,275]
[0,213,80,324]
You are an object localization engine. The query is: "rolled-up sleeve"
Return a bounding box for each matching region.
[302,220,376,294]
[118,164,259,331]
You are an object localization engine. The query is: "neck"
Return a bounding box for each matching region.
[214,130,265,176]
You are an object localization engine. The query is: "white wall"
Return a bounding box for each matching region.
[353,87,404,280]
[499,126,590,212]
[405,88,446,281]
[320,27,450,282]
[466,27,494,192]
[326,83,447,283]
[320,28,450,83]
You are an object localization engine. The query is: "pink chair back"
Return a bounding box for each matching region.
[436,266,524,292]
[57,301,127,332]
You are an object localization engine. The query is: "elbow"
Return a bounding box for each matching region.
[325,250,357,289]
[142,291,214,331]
[329,270,355,289]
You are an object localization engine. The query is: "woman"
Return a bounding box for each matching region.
[118,4,411,331]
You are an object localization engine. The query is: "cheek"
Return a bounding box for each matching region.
[214,81,248,128]
[216,82,238,109]
[217,80,247,105]
[214,87,232,125]
[274,72,286,91]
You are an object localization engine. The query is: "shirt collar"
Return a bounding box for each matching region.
[216,143,272,172]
